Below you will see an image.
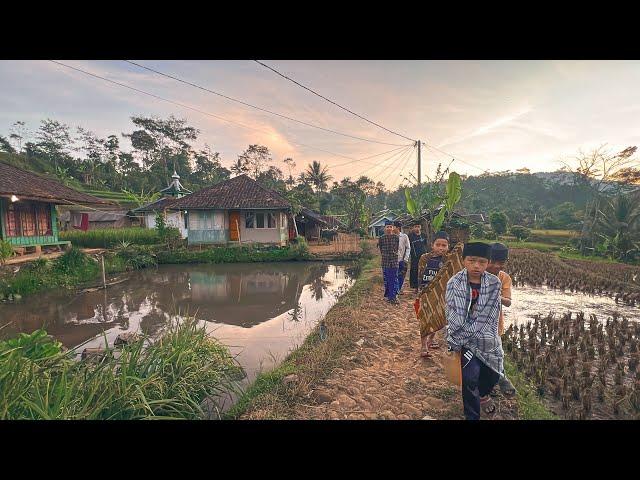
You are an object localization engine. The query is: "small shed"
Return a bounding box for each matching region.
[295,208,329,243]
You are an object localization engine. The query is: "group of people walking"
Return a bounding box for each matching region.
[377,220,516,420]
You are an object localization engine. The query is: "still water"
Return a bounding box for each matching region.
[0,262,355,382]
[505,284,640,327]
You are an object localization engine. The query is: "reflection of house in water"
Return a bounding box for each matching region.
[183,268,303,327]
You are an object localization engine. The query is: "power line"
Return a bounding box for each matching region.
[48,61,408,167]
[422,141,490,174]
[125,60,410,148]
[330,144,411,169]
[254,60,417,143]
[378,147,415,189]
[348,145,414,180]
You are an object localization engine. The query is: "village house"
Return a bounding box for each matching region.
[0,161,111,253]
[367,211,397,237]
[129,171,191,238]
[59,209,138,230]
[169,174,293,246]
[295,207,345,243]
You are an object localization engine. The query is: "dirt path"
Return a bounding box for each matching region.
[289,268,519,420]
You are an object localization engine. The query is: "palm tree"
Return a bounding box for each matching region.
[305,161,333,193]
[596,193,640,261]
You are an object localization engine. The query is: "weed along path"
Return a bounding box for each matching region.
[234,254,520,420]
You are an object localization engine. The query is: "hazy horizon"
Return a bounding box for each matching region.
[1,60,639,189]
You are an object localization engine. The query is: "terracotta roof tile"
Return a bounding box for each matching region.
[0,161,112,205]
[170,175,291,210]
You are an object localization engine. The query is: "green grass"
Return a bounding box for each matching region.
[504,357,557,420]
[472,238,562,253]
[0,248,101,299]
[157,243,310,264]
[0,319,241,419]
[0,247,157,299]
[60,228,161,248]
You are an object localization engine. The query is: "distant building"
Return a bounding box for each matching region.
[367,212,397,237]
[0,161,110,253]
[169,174,293,246]
[59,209,137,230]
[129,171,192,238]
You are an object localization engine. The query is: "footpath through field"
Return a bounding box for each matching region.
[262,250,520,420]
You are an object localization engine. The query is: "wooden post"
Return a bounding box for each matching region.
[235,218,241,244]
[101,254,106,290]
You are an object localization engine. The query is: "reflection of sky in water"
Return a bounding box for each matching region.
[0,262,354,383]
[505,285,640,327]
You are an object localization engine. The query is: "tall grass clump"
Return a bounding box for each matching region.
[0,319,242,419]
[59,228,161,248]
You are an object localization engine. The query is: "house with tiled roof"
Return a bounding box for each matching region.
[169,174,293,246]
[0,161,111,252]
[129,171,191,238]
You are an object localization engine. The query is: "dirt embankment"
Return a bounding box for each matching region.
[239,255,519,420]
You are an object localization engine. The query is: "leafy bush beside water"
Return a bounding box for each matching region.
[157,243,310,264]
[59,228,161,248]
[0,319,242,419]
[0,248,100,299]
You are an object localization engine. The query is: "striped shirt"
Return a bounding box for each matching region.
[445,268,504,375]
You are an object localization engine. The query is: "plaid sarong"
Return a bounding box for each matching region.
[414,242,465,337]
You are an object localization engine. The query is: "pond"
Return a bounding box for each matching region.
[0,262,355,385]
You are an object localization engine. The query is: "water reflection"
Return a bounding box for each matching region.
[0,262,354,382]
[505,284,640,327]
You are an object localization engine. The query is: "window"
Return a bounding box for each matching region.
[36,205,52,236]
[5,203,19,237]
[245,212,255,229]
[256,213,265,228]
[267,212,276,229]
[281,213,288,229]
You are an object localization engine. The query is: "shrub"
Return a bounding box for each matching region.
[59,228,160,248]
[0,240,13,265]
[510,225,531,242]
[471,223,486,239]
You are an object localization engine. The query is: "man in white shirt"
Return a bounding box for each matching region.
[394,221,411,296]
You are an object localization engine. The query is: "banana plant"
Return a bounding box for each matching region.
[432,172,462,231]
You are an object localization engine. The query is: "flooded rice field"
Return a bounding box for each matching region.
[0,262,355,385]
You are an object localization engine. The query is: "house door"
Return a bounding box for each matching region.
[229,211,241,241]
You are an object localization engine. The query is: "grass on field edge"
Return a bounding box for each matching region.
[504,356,557,420]
[224,255,378,419]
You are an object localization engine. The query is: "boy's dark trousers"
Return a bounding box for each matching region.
[382,267,399,300]
[409,256,420,289]
[461,347,500,420]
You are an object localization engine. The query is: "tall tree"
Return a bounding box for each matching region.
[304,161,333,194]
[9,121,29,153]
[35,119,73,170]
[0,135,15,154]
[237,144,272,179]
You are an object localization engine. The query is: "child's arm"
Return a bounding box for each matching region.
[501,272,513,307]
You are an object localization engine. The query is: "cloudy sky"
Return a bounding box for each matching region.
[1,60,639,189]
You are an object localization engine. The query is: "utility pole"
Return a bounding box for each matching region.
[417,140,422,185]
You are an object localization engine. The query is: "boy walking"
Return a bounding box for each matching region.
[446,242,503,420]
[417,230,450,358]
[394,221,411,295]
[486,242,517,397]
[378,221,400,305]
[408,222,426,292]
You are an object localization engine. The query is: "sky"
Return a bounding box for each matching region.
[1,60,639,190]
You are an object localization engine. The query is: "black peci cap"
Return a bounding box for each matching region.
[463,242,491,259]
[490,243,509,261]
[433,230,450,243]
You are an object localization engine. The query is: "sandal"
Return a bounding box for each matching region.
[420,349,433,358]
[429,342,440,349]
[480,396,496,415]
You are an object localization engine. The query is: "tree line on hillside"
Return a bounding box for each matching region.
[1,117,639,260]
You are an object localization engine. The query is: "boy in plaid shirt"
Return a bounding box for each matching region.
[378,221,400,305]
